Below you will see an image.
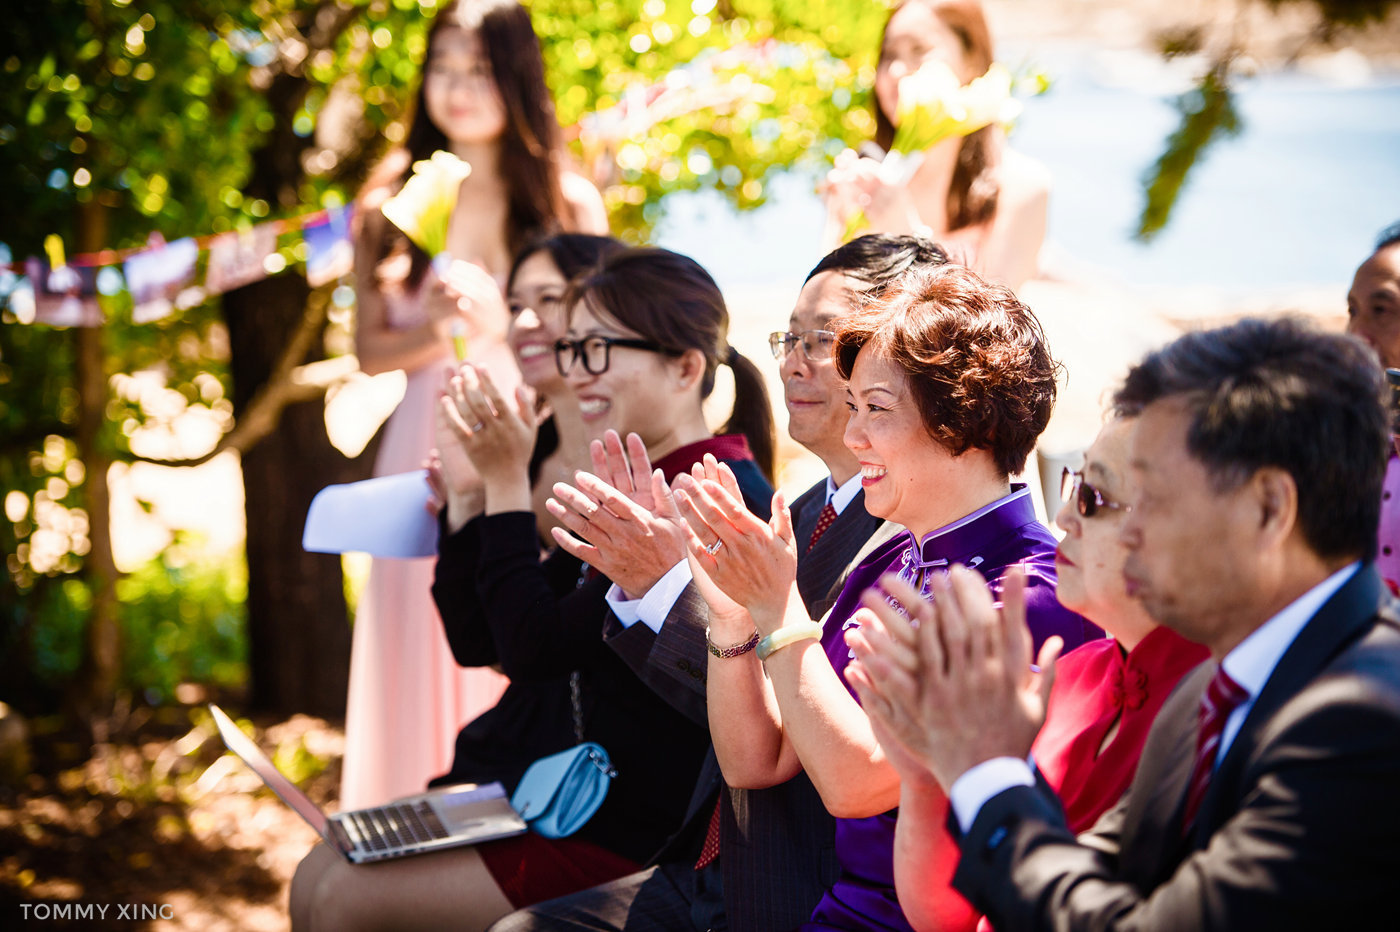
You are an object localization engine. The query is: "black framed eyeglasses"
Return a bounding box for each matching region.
[1061,467,1132,518]
[769,329,836,361]
[554,335,672,377]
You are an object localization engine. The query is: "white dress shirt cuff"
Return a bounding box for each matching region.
[604,559,693,634]
[949,756,1037,834]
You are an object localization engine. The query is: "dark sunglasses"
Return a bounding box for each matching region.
[554,335,673,377]
[768,329,836,361]
[1061,467,1132,518]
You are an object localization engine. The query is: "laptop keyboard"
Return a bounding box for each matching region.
[345,800,450,852]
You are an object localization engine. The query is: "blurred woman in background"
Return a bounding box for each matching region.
[824,0,1049,291]
[343,0,607,811]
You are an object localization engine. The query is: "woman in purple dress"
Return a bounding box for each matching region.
[674,263,1098,931]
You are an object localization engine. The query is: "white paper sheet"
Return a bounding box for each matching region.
[302,469,439,559]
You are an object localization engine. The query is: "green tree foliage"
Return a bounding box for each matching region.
[1,0,884,714]
[1136,63,1241,240]
[532,0,884,235]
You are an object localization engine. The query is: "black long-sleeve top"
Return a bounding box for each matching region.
[428,452,769,864]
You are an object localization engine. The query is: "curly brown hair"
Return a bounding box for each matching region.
[833,264,1059,476]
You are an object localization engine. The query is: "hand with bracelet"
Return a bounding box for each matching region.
[672,454,821,663]
[675,453,899,807]
[674,486,762,662]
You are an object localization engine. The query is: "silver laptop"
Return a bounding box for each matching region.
[210,703,527,863]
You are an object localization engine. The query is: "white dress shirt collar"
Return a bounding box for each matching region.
[1216,560,1360,761]
[1221,561,1360,698]
[826,472,863,516]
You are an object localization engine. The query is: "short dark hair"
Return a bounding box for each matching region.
[1113,317,1389,562]
[833,264,1059,477]
[804,234,949,298]
[1376,221,1400,252]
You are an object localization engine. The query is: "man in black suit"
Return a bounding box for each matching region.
[848,317,1400,929]
[490,235,946,932]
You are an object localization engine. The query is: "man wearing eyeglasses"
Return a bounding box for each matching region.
[489,235,947,932]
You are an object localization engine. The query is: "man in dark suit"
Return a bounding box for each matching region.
[490,235,946,932]
[848,317,1400,929]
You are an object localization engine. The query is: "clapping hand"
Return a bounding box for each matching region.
[546,430,688,598]
[844,566,1061,792]
[437,361,537,514]
[672,455,798,635]
[431,365,490,530]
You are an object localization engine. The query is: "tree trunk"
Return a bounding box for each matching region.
[220,2,375,718]
[74,326,118,716]
[223,274,368,718]
[73,202,120,720]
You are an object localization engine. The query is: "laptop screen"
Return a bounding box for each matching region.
[209,703,330,837]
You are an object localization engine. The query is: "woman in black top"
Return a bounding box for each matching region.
[292,247,775,931]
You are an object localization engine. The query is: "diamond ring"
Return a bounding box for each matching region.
[704,539,724,556]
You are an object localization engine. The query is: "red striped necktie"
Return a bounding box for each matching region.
[1180,664,1249,834]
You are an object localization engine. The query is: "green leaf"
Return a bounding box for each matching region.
[1136,65,1241,242]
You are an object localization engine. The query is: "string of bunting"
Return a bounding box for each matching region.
[1,206,354,328]
[0,39,805,329]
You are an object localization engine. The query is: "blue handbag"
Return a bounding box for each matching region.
[509,741,617,838]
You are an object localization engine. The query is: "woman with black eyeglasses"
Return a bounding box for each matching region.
[296,247,776,931]
[844,415,1209,931]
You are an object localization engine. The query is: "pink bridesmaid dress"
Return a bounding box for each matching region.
[339,286,516,810]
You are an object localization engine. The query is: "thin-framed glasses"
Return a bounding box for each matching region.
[1061,467,1132,518]
[769,329,836,361]
[554,335,671,377]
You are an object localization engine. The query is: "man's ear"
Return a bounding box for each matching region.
[1251,466,1299,547]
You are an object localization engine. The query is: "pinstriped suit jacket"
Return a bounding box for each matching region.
[603,478,893,931]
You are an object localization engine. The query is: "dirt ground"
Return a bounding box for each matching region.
[0,698,337,931]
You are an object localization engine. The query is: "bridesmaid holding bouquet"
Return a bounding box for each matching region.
[343,0,607,810]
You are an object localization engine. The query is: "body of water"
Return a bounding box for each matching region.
[655,62,1400,296]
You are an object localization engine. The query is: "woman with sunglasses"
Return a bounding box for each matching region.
[842,416,1209,931]
[292,248,775,931]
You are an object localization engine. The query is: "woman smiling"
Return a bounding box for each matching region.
[674,263,1098,931]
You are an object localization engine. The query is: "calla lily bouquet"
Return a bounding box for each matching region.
[888,59,1019,165]
[380,150,474,357]
[381,149,473,258]
[842,59,1023,241]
